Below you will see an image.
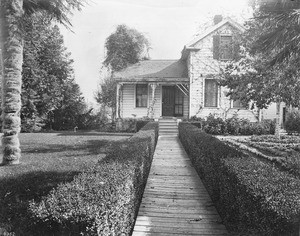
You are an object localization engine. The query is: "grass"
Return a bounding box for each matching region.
[0,131,129,234]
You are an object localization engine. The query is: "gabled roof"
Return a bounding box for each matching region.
[186,17,245,48]
[181,17,245,60]
[114,60,188,82]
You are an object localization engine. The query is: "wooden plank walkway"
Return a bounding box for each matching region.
[132,136,228,236]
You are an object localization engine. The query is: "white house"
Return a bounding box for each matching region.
[114,16,262,122]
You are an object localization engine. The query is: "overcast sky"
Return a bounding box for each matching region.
[60,0,252,104]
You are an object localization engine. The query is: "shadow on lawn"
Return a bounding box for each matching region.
[56,131,133,136]
[22,139,111,155]
[0,170,81,235]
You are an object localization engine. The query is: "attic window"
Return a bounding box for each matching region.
[213,35,233,61]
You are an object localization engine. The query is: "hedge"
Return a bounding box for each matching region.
[28,122,158,235]
[179,122,300,235]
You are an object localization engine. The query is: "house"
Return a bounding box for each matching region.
[114,16,258,122]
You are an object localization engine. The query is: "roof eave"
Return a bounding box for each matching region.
[181,46,201,60]
[115,77,189,83]
[186,17,245,48]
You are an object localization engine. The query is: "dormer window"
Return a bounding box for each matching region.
[213,35,233,61]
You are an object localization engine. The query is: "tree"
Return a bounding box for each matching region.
[22,13,83,132]
[220,1,300,136]
[51,81,87,130]
[96,25,150,120]
[0,0,84,165]
[94,76,117,120]
[104,24,150,71]
[248,0,300,65]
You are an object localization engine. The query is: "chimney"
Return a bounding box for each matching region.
[213,15,223,25]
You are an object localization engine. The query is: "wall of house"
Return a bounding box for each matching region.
[261,102,286,126]
[188,23,257,122]
[120,84,189,119]
[120,84,161,119]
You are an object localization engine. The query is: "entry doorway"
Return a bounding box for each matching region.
[162,86,184,117]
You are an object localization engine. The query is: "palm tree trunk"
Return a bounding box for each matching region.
[0,0,23,165]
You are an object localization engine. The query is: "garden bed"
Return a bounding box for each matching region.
[219,135,300,178]
[179,123,300,235]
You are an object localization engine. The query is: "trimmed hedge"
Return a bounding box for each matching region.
[136,120,150,132]
[28,122,158,235]
[179,122,300,235]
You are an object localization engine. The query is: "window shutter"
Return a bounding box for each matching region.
[213,35,220,60]
[233,42,240,60]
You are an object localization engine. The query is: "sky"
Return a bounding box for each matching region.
[60,0,252,104]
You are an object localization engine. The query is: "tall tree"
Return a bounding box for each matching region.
[220,1,300,136]
[96,25,151,120]
[248,0,300,64]
[0,0,84,165]
[22,13,78,131]
[104,24,150,71]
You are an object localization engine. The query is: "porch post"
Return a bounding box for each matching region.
[148,83,158,118]
[116,83,121,119]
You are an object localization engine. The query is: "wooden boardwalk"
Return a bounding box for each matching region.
[132,136,228,236]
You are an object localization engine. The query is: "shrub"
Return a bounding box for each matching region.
[226,114,246,135]
[179,122,300,235]
[189,114,275,135]
[203,114,226,135]
[28,122,158,235]
[285,110,300,134]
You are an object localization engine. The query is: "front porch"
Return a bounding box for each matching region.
[116,82,189,119]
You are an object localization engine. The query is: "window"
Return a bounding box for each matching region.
[232,99,245,109]
[204,79,218,107]
[136,84,148,107]
[220,36,233,60]
[213,35,233,61]
[174,87,184,116]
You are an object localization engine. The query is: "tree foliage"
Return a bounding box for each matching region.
[94,75,117,120]
[95,76,117,109]
[220,1,300,110]
[22,12,88,131]
[248,0,300,65]
[104,24,150,71]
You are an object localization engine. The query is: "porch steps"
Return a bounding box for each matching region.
[159,118,178,136]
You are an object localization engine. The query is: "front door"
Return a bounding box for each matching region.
[162,86,175,116]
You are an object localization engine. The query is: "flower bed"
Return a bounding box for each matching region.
[28,122,158,235]
[179,122,300,235]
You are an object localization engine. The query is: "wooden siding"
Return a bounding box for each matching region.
[120,84,189,119]
[261,102,286,124]
[188,23,258,121]
[121,84,161,118]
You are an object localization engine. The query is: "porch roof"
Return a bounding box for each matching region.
[114,59,188,83]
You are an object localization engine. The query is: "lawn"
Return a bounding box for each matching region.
[0,131,130,235]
